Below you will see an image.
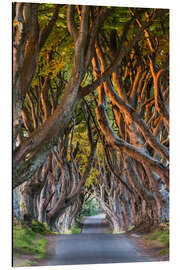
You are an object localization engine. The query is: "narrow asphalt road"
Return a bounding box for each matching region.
[39,214,157,266]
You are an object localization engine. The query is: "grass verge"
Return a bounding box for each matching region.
[71,223,82,234]
[13,219,54,266]
[143,222,169,257]
[70,217,83,234]
[13,226,47,258]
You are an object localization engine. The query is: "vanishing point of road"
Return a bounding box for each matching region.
[39,213,157,266]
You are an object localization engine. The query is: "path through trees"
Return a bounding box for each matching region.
[13,3,169,234]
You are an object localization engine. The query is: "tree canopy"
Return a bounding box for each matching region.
[13,3,169,232]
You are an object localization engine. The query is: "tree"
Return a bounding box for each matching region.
[13,4,169,231]
[13,4,107,187]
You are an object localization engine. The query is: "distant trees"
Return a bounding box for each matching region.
[13,4,169,231]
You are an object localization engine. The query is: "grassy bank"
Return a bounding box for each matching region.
[71,222,82,234]
[67,217,83,234]
[13,219,53,267]
[143,223,169,257]
[127,221,169,261]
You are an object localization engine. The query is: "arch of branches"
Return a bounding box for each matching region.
[13,3,169,233]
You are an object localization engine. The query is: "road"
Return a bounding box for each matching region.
[39,214,157,266]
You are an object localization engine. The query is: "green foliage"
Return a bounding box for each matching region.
[128,225,135,231]
[159,248,169,256]
[103,7,132,30]
[143,222,169,254]
[13,225,47,259]
[85,167,100,187]
[81,197,100,216]
[31,220,52,234]
[149,228,169,246]
[67,217,83,234]
[140,223,169,258]
[71,224,82,234]
[32,5,74,88]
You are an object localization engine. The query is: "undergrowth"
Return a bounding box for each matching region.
[143,222,169,256]
[31,219,52,234]
[13,225,48,259]
[71,223,82,234]
[13,218,54,263]
[70,217,83,234]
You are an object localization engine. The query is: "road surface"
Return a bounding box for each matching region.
[39,213,157,266]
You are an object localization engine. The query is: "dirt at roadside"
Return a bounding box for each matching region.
[13,221,169,267]
[34,234,59,267]
[128,232,169,262]
[13,250,37,267]
[43,234,58,257]
[13,234,57,267]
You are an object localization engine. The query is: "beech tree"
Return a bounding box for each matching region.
[13,4,107,187]
[13,3,169,231]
